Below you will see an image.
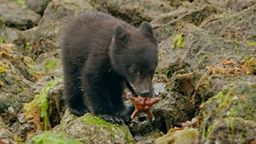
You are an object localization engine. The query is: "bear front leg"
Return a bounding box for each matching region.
[63,63,89,116]
[81,60,125,123]
[83,73,125,124]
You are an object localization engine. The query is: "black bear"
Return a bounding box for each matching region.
[61,12,158,123]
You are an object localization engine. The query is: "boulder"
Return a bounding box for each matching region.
[89,0,175,26]
[42,111,135,144]
[199,81,256,143]
[23,0,95,59]
[0,0,41,30]
[193,0,256,12]
[25,0,50,15]
[152,5,222,41]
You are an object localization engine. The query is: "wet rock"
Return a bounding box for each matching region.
[25,0,50,15]
[135,131,163,144]
[194,0,256,12]
[157,23,254,72]
[128,78,194,136]
[203,118,256,144]
[0,128,16,144]
[28,132,82,144]
[201,5,256,42]
[0,0,41,30]
[50,111,134,144]
[89,0,175,26]
[155,127,199,144]
[199,81,256,143]
[152,5,222,41]
[0,43,35,112]
[23,78,63,131]
[23,0,95,59]
[0,19,22,43]
[0,117,6,129]
[153,92,195,131]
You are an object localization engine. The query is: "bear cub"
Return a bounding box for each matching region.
[61,12,158,123]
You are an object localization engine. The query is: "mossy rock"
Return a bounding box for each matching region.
[204,118,256,144]
[155,127,199,144]
[0,117,6,129]
[199,81,256,143]
[53,111,134,144]
[28,132,82,144]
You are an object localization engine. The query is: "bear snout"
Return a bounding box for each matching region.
[139,90,151,97]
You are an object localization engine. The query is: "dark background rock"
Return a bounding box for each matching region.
[0,19,21,43]
[0,0,41,30]
[157,23,255,71]
[152,5,222,41]
[194,0,256,12]
[201,5,256,42]
[23,0,95,59]
[25,0,50,15]
[199,81,256,143]
[89,0,175,26]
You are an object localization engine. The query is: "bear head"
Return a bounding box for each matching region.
[110,21,158,97]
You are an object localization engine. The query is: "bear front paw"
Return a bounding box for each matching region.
[98,114,124,124]
[69,107,89,116]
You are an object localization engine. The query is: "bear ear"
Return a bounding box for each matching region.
[140,21,157,46]
[114,25,130,46]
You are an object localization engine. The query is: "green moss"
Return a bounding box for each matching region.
[227,117,236,144]
[12,0,25,5]
[81,114,134,144]
[119,126,134,144]
[31,132,82,144]
[172,33,185,49]
[82,114,115,130]
[246,41,256,47]
[205,117,250,143]
[155,128,198,144]
[0,36,5,43]
[228,85,256,120]
[0,63,7,74]
[215,89,231,112]
[0,66,6,74]
[39,78,62,130]
[201,83,256,141]
[24,42,32,52]
[0,118,6,129]
[43,59,59,71]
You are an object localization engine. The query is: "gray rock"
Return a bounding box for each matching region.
[199,81,256,143]
[0,19,22,43]
[23,0,95,59]
[0,128,15,144]
[152,5,222,41]
[0,44,35,112]
[157,23,254,71]
[155,127,199,144]
[89,0,175,26]
[25,0,49,15]
[153,92,195,131]
[0,0,41,30]
[201,5,256,42]
[51,111,134,144]
[193,0,256,12]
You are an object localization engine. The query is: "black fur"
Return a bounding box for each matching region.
[61,12,158,123]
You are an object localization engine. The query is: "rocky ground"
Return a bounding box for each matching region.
[0,0,255,144]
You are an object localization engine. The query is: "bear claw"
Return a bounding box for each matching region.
[70,107,89,116]
[98,114,124,124]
